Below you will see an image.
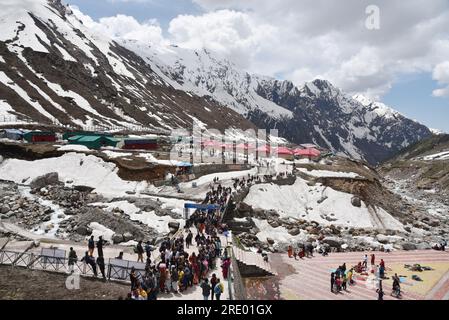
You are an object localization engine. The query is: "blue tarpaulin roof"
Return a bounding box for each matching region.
[184,203,220,210]
[177,162,192,167]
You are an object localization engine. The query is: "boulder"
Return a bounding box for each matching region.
[266,237,275,245]
[168,221,180,232]
[416,242,431,250]
[268,220,280,228]
[288,228,300,236]
[30,172,60,190]
[112,234,124,244]
[1,205,10,214]
[401,242,417,251]
[237,202,252,213]
[75,226,90,236]
[123,232,134,242]
[322,237,343,248]
[376,234,390,244]
[351,196,361,207]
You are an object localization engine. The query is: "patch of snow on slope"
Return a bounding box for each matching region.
[420,151,449,161]
[53,43,77,62]
[0,71,57,122]
[0,99,14,116]
[45,79,104,118]
[298,168,360,178]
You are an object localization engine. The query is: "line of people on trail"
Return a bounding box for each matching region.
[124,225,230,300]
[124,177,232,300]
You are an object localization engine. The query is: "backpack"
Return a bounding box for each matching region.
[214,283,223,294]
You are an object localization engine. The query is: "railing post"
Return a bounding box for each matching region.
[227,245,234,301]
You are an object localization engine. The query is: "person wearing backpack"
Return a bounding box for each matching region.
[201,278,211,300]
[210,273,218,300]
[214,278,224,300]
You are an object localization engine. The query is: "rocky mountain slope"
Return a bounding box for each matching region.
[121,41,432,164]
[0,0,432,164]
[0,0,254,132]
[380,134,449,198]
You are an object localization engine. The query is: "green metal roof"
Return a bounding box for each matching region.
[67,135,83,141]
[77,136,103,142]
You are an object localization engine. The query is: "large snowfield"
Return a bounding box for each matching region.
[244,178,404,231]
[0,152,149,197]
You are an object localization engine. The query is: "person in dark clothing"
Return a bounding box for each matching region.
[115,252,124,260]
[185,231,193,249]
[145,241,153,259]
[130,266,139,291]
[330,272,335,293]
[88,236,95,256]
[377,280,384,300]
[201,278,211,300]
[137,241,144,262]
[210,273,218,300]
[96,256,106,280]
[81,251,97,276]
[214,278,224,300]
[96,236,106,257]
[68,247,78,273]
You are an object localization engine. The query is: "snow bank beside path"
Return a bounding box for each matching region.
[244,178,403,230]
[57,145,91,152]
[88,222,115,243]
[0,153,148,197]
[298,168,360,178]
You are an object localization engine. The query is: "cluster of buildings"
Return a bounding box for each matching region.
[0,129,159,151]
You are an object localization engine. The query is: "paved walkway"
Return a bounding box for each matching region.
[246,250,449,300]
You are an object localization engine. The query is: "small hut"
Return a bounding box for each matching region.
[23,131,56,143]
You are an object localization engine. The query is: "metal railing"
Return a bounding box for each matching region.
[0,249,145,283]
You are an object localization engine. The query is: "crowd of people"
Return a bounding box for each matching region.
[123,176,234,300]
[327,253,401,300]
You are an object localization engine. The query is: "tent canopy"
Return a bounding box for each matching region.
[294,148,321,157]
[276,146,293,155]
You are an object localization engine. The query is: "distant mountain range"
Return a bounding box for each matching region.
[0,0,432,163]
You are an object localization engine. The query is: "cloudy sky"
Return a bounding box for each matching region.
[68,0,449,132]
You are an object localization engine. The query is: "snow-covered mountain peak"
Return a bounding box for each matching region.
[352,94,402,120]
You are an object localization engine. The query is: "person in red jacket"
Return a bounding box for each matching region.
[288,245,293,258]
[371,253,375,266]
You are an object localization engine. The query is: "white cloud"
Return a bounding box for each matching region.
[167,10,275,69]
[432,61,449,97]
[74,0,449,100]
[71,6,167,47]
[186,0,449,99]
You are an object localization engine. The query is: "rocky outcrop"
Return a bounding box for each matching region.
[30,172,60,190]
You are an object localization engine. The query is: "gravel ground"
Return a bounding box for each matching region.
[0,265,129,300]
